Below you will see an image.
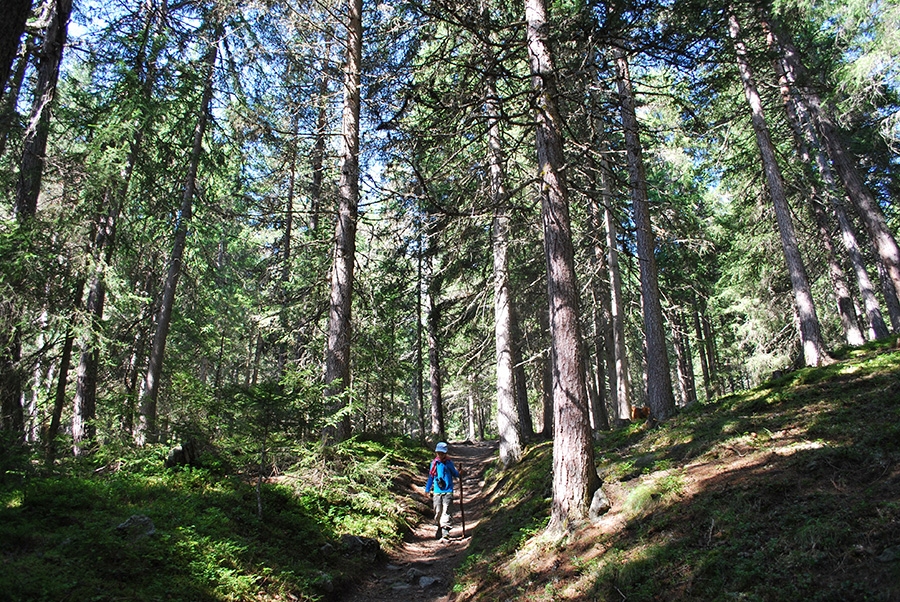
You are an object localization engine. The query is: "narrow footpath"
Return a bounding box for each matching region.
[341,441,498,602]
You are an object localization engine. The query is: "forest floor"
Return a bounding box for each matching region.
[340,441,499,602]
[447,342,900,601]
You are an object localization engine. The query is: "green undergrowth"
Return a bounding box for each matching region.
[0,435,429,602]
[454,339,900,601]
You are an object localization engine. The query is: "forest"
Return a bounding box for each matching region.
[1,0,899,557]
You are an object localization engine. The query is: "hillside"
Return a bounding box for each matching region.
[2,341,898,602]
[452,341,900,601]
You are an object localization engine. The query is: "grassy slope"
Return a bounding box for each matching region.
[0,436,430,602]
[453,341,900,601]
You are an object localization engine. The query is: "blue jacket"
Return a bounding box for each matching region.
[425,458,459,494]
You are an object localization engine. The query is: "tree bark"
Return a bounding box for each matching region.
[672,311,697,407]
[323,0,362,443]
[599,152,632,422]
[0,38,29,157]
[613,46,677,418]
[136,31,218,445]
[309,46,330,234]
[728,9,828,367]
[525,0,600,533]
[425,248,445,441]
[15,0,72,217]
[766,19,900,316]
[486,67,522,467]
[765,17,883,344]
[0,0,31,96]
[765,18,892,339]
[2,0,72,440]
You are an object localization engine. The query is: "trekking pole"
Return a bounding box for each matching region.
[458,468,466,537]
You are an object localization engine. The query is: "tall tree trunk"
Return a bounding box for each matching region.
[672,311,697,407]
[276,118,298,377]
[309,45,330,234]
[765,19,881,344]
[74,6,162,452]
[767,20,900,316]
[136,31,218,445]
[510,305,534,440]
[728,9,828,367]
[415,223,426,441]
[692,297,712,401]
[45,283,83,462]
[702,310,719,395]
[2,0,72,440]
[599,152,631,422]
[0,39,29,157]
[0,0,31,95]
[486,66,522,467]
[425,249,445,441]
[15,0,72,217]
[525,0,600,533]
[586,161,611,431]
[323,0,362,443]
[764,18,890,340]
[613,46,677,418]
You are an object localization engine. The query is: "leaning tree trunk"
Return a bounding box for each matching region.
[613,45,677,418]
[526,0,600,534]
[136,31,218,445]
[767,19,900,316]
[764,18,891,338]
[728,9,828,367]
[74,7,162,452]
[766,18,882,344]
[323,0,362,443]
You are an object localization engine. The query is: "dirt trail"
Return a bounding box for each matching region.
[341,441,498,602]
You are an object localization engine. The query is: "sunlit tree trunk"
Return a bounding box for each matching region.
[764,18,892,339]
[526,0,600,534]
[691,297,711,401]
[136,30,218,445]
[599,152,631,422]
[309,43,331,234]
[613,45,677,417]
[765,18,881,344]
[486,69,522,467]
[672,311,697,407]
[586,160,611,432]
[766,20,900,319]
[323,0,362,443]
[425,245,445,441]
[728,9,828,367]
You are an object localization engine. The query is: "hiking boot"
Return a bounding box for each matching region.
[441,527,450,540]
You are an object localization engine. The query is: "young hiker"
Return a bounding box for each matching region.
[424,441,460,540]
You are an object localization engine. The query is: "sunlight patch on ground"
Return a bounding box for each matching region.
[770,439,826,456]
